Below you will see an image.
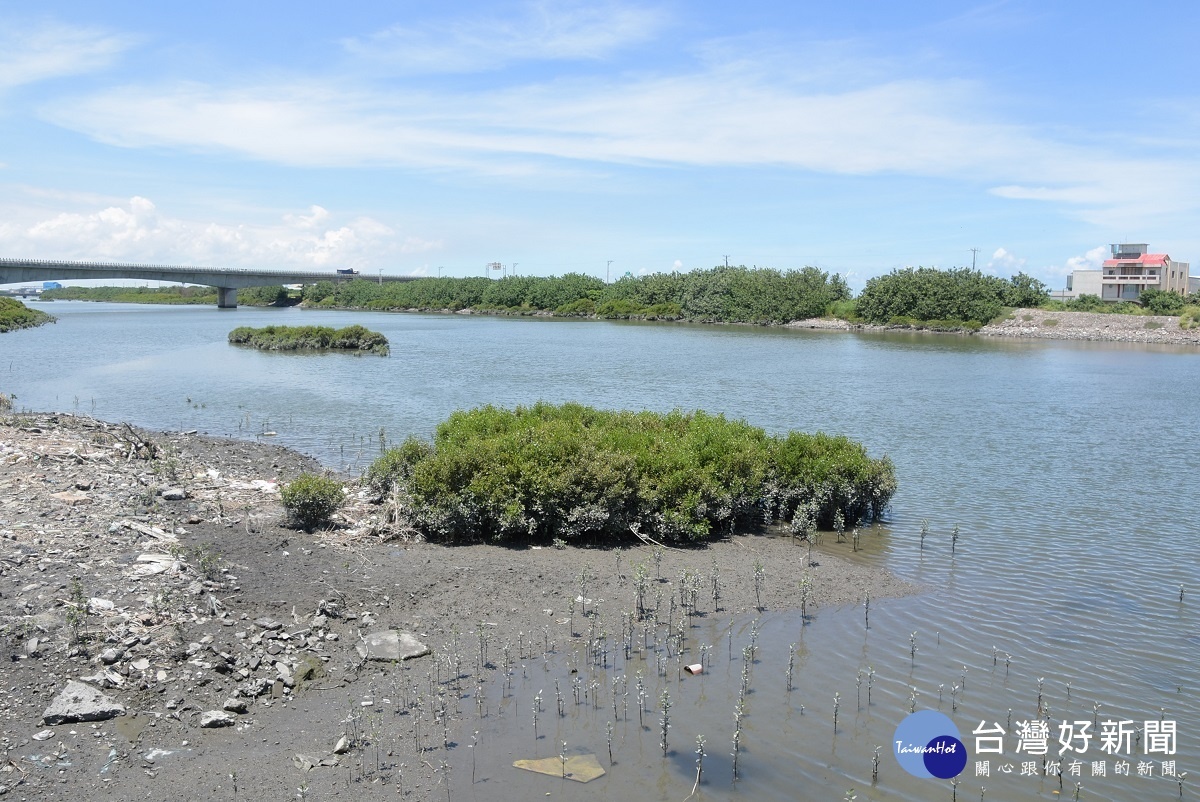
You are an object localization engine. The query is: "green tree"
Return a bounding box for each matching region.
[1138,288,1186,315]
[1004,272,1049,308]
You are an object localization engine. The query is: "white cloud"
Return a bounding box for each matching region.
[1,196,440,269]
[33,31,1200,229]
[342,1,666,73]
[0,22,133,91]
[986,247,1027,275]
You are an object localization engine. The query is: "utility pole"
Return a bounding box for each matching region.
[723,254,730,268]
[437,266,444,278]
[970,248,980,271]
[512,263,518,276]
[607,260,613,283]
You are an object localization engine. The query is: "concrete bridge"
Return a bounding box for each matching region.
[0,257,417,308]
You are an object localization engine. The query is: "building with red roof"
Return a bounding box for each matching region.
[1064,243,1190,302]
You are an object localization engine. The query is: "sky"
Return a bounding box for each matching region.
[2,1,1199,291]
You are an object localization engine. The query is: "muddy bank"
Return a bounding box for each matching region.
[0,413,914,800]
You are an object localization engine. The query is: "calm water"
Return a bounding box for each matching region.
[5,301,1200,800]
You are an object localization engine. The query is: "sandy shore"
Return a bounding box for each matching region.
[0,413,915,801]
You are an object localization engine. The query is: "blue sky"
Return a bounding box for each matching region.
[2,1,1198,290]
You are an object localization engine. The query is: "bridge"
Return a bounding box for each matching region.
[0,258,418,308]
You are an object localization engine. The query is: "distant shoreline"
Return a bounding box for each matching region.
[28,295,1200,346]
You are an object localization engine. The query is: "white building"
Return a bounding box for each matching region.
[1061,243,1190,302]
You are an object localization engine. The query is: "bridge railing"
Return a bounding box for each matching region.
[0,257,390,280]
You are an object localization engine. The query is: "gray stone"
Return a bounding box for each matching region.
[199,710,235,728]
[43,680,126,724]
[223,698,248,714]
[254,617,282,631]
[24,637,40,658]
[100,647,124,665]
[355,631,430,662]
[160,488,188,501]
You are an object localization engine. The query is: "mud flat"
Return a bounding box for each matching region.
[0,413,914,800]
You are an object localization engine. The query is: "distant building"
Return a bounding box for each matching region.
[1061,243,1190,302]
[42,281,62,290]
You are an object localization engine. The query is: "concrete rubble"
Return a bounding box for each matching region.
[0,414,425,798]
[42,680,126,724]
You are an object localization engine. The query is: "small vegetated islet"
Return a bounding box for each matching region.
[0,297,55,332]
[367,402,896,546]
[228,324,390,355]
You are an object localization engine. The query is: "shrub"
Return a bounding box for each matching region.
[0,297,55,332]
[1138,288,1186,315]
[857,267,1016,326]
[827,299,858,321]
[228,324,389,354]
[1180,306,1200,330]
[280,474,345,530]
[367,403,895,546]
[555,298,596,317]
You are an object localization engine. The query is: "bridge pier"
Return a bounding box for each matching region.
[217,287,238,309]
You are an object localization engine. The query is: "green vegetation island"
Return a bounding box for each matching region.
[362,402,896,546]
[0,297,55,332]
[228,324,389,355]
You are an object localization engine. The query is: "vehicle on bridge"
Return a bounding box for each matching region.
[336,269,359,275]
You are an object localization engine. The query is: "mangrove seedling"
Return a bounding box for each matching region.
[660,690,672,755]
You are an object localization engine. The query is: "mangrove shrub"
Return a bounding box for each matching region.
[856,267,1048,326]
[0,297,55,332]
[228,324,389,355]
[281,473,345,530]
[368,402,895,546]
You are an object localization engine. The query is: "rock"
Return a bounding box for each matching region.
[199,710,236,728]
[160,488,188,501]
[100,647,124,665]
[333,736,350,754]
[88,597,115,613]
[43,680,126,724]
[51,490,92,506]
[32,729,54,741]
[355,631,430,662]
[131,658,150,671]
[223,698,248,714]
[254,617,282,631]
[24,637,40,657]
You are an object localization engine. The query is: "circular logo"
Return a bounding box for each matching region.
[893,710,968,779]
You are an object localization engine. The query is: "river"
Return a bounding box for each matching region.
[4,300,1199,800]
